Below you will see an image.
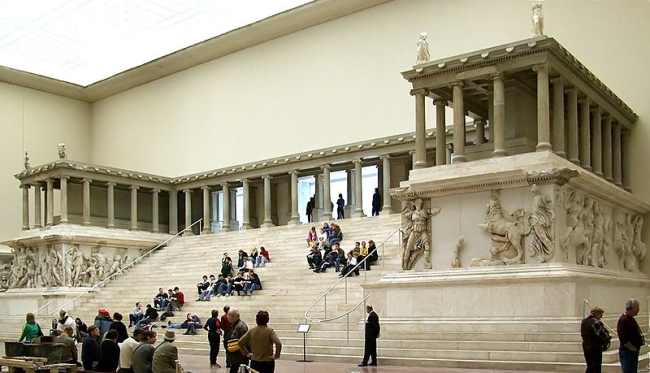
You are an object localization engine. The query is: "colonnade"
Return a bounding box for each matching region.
[411,65,631,189]
[20,156,396,234]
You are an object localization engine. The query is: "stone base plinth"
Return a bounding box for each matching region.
[0,287,94,318]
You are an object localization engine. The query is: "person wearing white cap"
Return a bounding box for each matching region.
[152,330,178,373]
[56,309,77,338]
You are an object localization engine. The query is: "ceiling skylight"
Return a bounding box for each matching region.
[0,0,311,86]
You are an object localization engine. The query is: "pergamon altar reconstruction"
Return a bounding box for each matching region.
[0,1,649,372]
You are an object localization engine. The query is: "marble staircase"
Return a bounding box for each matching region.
[0,214,644,371]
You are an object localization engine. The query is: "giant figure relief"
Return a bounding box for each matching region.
[400,198,440,270]
[561,189,613,268]
[5,245,131,289]
[615,212,647,272]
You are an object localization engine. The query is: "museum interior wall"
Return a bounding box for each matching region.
[88,0,650,205]
[0,82,91,247]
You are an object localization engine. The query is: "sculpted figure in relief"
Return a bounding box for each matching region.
[561,190,594,265]
[632,215,647,268]
[400,198,440,270]
[531,1,544,37]
[415,32,430,65]
[0,264,10,289]
[589,203,611,268]
[451,237,464,269]
[527,185,553,263]
[616,213,647,272]
[24,248,38,288]
[475,190,528,265]
[47,249,63,287]
[68,246,84,287]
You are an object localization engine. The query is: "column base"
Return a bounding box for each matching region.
[201,229,212,235]
[535,143,552,152]
[288,216,300,225]
[220,225,231,232]
[492,149,507,158]
[352,209,365,218]
[451,155,467,163]
[570,158,581,165]
[320,211,332,221]
[414,161,428,169]
[242,223,252,230]
[582,165,592,172]
[261,221,275,228]
[553,150,566,158]
[380,207,392,215]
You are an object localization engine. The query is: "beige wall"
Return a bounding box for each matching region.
[0,82,91,245]
[88,0,650,205]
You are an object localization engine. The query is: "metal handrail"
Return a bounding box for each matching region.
[304,228,399,323]
[313,295,370,344]
[37,218,203,317]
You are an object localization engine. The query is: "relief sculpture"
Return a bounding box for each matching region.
[400,198,440,270]
[615,212,647,272]
[528,185,553,263]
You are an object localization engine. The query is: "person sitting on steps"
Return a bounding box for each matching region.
[197,275,210,296]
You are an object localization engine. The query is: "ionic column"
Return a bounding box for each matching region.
[603,115,613,181]
[107,182,116,228]
[434,98,447,165]
[381,155,392,215]
[347,169,355,209]
[184,189,193,234]
[451,82,466,163]
[579,98,592,170]
[130,185,139,230]
[591,107,603,176]
[475,118,486,145]
[34,183,42,228]
[169,190,178,234]
[152,188,160,233]
[613,122,623,186]
[551,77,566,157]
[59,177,68,224]
[567,88,580,164]
[46,179,54,226]
[82,178,92,226]
[352,159,364,217]
[262,176,274,228]
[622,129,631,190]
[321,166,331,220]
[221,184,231,231]
[21,184,30,230]
[201,186,211,233]
[288,172,299,225]
[414,89,427,169]
[535,64,552,151]
[492,74,506,157]
[242,179,251,230]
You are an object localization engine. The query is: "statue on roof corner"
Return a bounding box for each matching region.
[415,32,430,67]
[531,0,544,37]
[24,152,30,170]
[57,143,67,160]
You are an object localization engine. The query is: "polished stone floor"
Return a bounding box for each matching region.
[178,355,550,373]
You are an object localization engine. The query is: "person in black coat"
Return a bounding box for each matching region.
[371,188,381,216]
[581,307,611,373]
[110,312,128,343]
[81,326,101,371]
[96,330,120,372]
[617,299,645,373]
[336,194,345,219]
[359,305,380,367]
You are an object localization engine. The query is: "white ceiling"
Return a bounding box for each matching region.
[0,0,311,86]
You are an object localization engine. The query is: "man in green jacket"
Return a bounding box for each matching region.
[152,331,177,373]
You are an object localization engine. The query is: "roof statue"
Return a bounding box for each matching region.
[24,152,30,170]
[531,0,544,37]
[415,32,430,69]
[57,143,67,160]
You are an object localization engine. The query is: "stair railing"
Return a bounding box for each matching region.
[314,294,370,344]
[304,228,399,323]
[36,218,203,317]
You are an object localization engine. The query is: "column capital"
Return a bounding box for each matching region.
[450,80,464,88]
[565,87,579,94]
[82,178,93,184]
[289,169,299,176]
[152,188,161,193]
[321,164,331,171]
[381,154,392,161]
[200,185,210,191]
[492,72,505,80]
[221,182,230,189]
[531,63,549,72]
[578,97,591,105]
[433,97,447,105]
[182,188,191,193]
[59,175,70,180]
[106,182,117,187]
[262,174,272,180]
[590,105,601,114]
[550,76,564,84]
[352,158,363,166]
[410,88,428,96]
[130,185,140,191]
[19,183,31,189]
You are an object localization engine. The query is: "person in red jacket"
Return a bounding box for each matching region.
[172,287,185,311]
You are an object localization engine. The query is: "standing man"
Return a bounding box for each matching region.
[118,329,144,373]
[336,194,345,219]
[81,326,100,371]
[359,305,380,367]
[226,309,249,373]
[306,197,315,223]
[221,305,232,368]
[618,299,645,373]
[239,310,282,373]
[581,306,611,373]
[371,188,381,216]
[132,331,157,373]
[152,331,178,373]
[204,309,222,368]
